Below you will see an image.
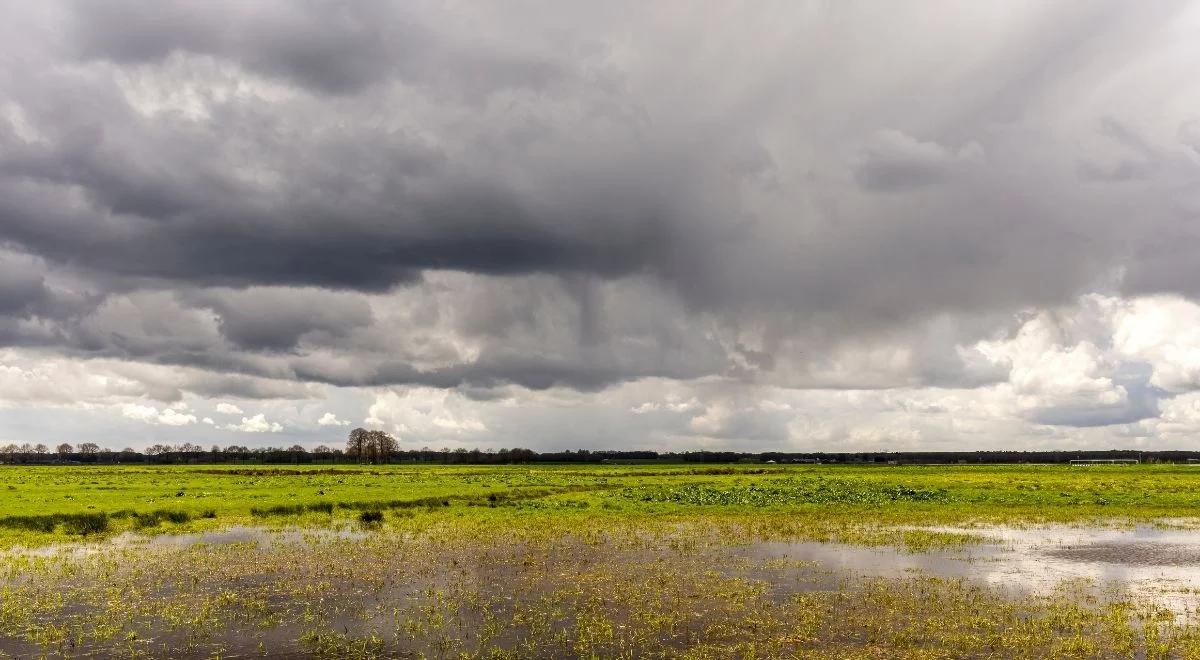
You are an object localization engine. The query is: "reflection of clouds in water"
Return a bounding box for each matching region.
[749,541,981,582]
[748,525,1200,618]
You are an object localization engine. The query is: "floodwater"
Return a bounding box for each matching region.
[743,524,1200,619]
[15,522,1200,617]
[2,524,368,559]
[6,522,1200,656]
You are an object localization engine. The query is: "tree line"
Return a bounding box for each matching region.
[1,439,1197,465]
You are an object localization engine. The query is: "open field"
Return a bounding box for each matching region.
[4,463,1200,657]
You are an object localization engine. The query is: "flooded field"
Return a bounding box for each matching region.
[5,464,1200,657]
[4,520,1200,657]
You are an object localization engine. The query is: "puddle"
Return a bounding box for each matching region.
[742,524,1200,619]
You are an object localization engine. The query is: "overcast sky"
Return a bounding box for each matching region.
[4,1,1200,451]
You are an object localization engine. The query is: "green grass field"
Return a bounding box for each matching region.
[4,463,1200,657]
[2,463,1199,546]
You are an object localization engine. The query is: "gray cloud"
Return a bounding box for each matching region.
[3,1,1200,448]
[66,1,564,97]
[194,288,374,351]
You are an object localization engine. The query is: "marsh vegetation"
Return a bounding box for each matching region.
[3,464,1200,657]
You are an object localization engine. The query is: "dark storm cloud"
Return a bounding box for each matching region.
[66,0,563,97]
[0,252,49,316]
[193,288,375,351]
[1,0,1200,414]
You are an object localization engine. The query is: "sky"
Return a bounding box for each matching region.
[3,1,1200,452]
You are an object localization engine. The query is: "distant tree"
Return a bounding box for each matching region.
[353,430,397,464]
[347,427,368,460]
[288,444,307,453]
[56,443,73,456]
[313,445,332,454]
[33,444,47,455]
[78,442,100,454]
[377,430,399,463]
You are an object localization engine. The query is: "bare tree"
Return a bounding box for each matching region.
[78,442,100,454]
[56,443,73,456]
[361,430,397,464]
[34,444,47,455]
[347,427,368,460]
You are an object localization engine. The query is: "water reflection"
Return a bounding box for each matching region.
[744,524,1200,618]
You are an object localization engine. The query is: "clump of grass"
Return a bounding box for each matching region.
[250,501,335,517]
[358,510,384,524]
[60,512,109,535]
[132,509,191,528]
[0,515,59,533]
[0,512,109,535]
[164,510,190,524]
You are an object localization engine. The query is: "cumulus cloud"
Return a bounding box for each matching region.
[317,412,350,427]
[221,413,283,433]
[366,388,488,442]
[215,402,244,415]
[121,403,198,426]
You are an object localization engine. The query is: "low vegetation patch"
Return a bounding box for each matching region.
[624,477,951,506]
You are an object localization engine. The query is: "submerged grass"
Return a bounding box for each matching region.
[1,518,1199,658]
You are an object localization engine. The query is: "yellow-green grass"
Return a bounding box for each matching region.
[1,463,1199,548]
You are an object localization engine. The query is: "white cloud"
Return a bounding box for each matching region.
[120,403,198,426]
[215,402,244,415]
[631,397,700,414]
[317,412,351,427]
[367,388,487,440]
[1112,296,1200,392]
[221,413,283,433]
[158,408,198,426]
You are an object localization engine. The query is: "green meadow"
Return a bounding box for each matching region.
[3,463,1200,657]
[2,463,1199,545]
